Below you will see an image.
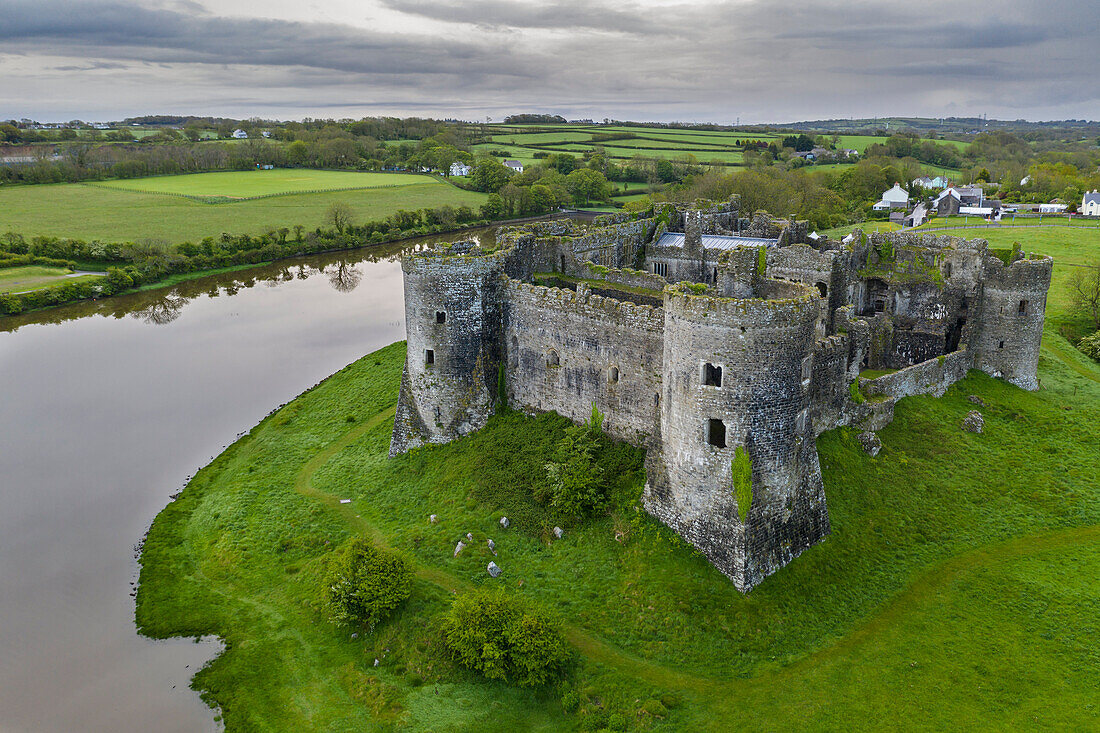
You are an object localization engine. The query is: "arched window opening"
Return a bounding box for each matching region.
[706,419,727,448]
[608,366,619,384]
[547,350,559,367]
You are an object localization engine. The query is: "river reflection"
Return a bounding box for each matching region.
[0,226,498,732]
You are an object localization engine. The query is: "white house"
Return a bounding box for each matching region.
[261,130,271,138]
[450,162,471,177]
[1081,190,1100,217]
[872,183,910,211]
[232,129,248,139]
[504,160,524,173]
[912,176,947,190]
[1039,203,1068,213]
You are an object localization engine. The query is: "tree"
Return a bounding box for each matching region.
[323,537,412,627]
[1068,261,1100,330]
[325,202,354,234]
[442,587,569,687]
[564,168,611,206]
[287,139,310,166]
[471,158,512,193]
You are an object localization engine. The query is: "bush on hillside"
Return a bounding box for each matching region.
[1079,331,1100,362]
[543,423,605,518]
[323,537,412,628]
[441,587,569,687]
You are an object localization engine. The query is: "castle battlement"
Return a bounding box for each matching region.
[389,198,1053,591]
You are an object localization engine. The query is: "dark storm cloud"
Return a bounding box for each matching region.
[0,0,536,77]
[0,0,1097,121]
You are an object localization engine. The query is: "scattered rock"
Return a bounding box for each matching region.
[429,514,438,524]
[487,561,502,578]
[857,431,881,457]
[350,633,358,640]
[466,532,474,542]
[553,526,564,540]
[614,531,625,543]
[373,658,380,667]
[453,541,466,557]
[968,395,985,407]
[487,539,497,555]
[499,516,510,529]
[962,410,984,433]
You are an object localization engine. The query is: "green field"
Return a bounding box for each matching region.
[0,178,488,243]
[138,226,1100,729]
[0,265,103,294]
[96,170,436,199]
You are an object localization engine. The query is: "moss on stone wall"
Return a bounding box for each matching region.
[732,446,753,523]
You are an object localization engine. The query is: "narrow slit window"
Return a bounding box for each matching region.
[707,419,727,448]
[944,262,953,278]
[425,349,435,365]
[436,311,446,324]
[1018,300,1028,315]
[608,366,619,384]
[703,363,723,387]
[999,341,1005,349]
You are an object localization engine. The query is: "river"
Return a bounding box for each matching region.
[0,228,499,732]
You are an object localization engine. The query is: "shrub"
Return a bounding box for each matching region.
[1078,331,1100,362]
[441,587,569,687]
[323,537,412,628]
[849,381,866,404]
[544,424,605,517]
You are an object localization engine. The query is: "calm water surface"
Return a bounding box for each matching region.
[0,228,498,732]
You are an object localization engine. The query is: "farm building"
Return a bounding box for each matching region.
[232,129,248,139]
[504,160,524,173]
[450,162,471,177]
[933,186,984,216]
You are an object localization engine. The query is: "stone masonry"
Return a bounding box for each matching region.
[389,197,1053,592]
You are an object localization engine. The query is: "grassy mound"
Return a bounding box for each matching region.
[137,331,1100,730]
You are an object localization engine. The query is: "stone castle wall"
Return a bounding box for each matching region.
[971,254,1053,390]
[860,348,972,401]
[503,279,665,445]
[390,248,505,456]
[645,282,828,591]
[389,208,1053,592]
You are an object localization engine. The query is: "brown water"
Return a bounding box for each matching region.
[0,228,498,732]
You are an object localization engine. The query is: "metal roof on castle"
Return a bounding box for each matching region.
[656,232,778,251]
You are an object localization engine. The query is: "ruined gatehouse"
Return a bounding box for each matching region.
[388,197,1052,591]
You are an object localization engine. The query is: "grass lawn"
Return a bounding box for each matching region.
[95,170,438,199]
[0,265,103,294]
[138,218,1100,729]
[0,180,488,243]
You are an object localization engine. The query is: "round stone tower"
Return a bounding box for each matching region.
[644,279,829,591]
[972,253,1053,391]
[389,243,505,456]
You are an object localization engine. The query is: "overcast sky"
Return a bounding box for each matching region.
[1,0,1096,123]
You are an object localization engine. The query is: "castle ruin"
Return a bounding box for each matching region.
[388,198,1053,591]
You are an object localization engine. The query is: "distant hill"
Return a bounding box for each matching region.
[768,116,1100,139]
